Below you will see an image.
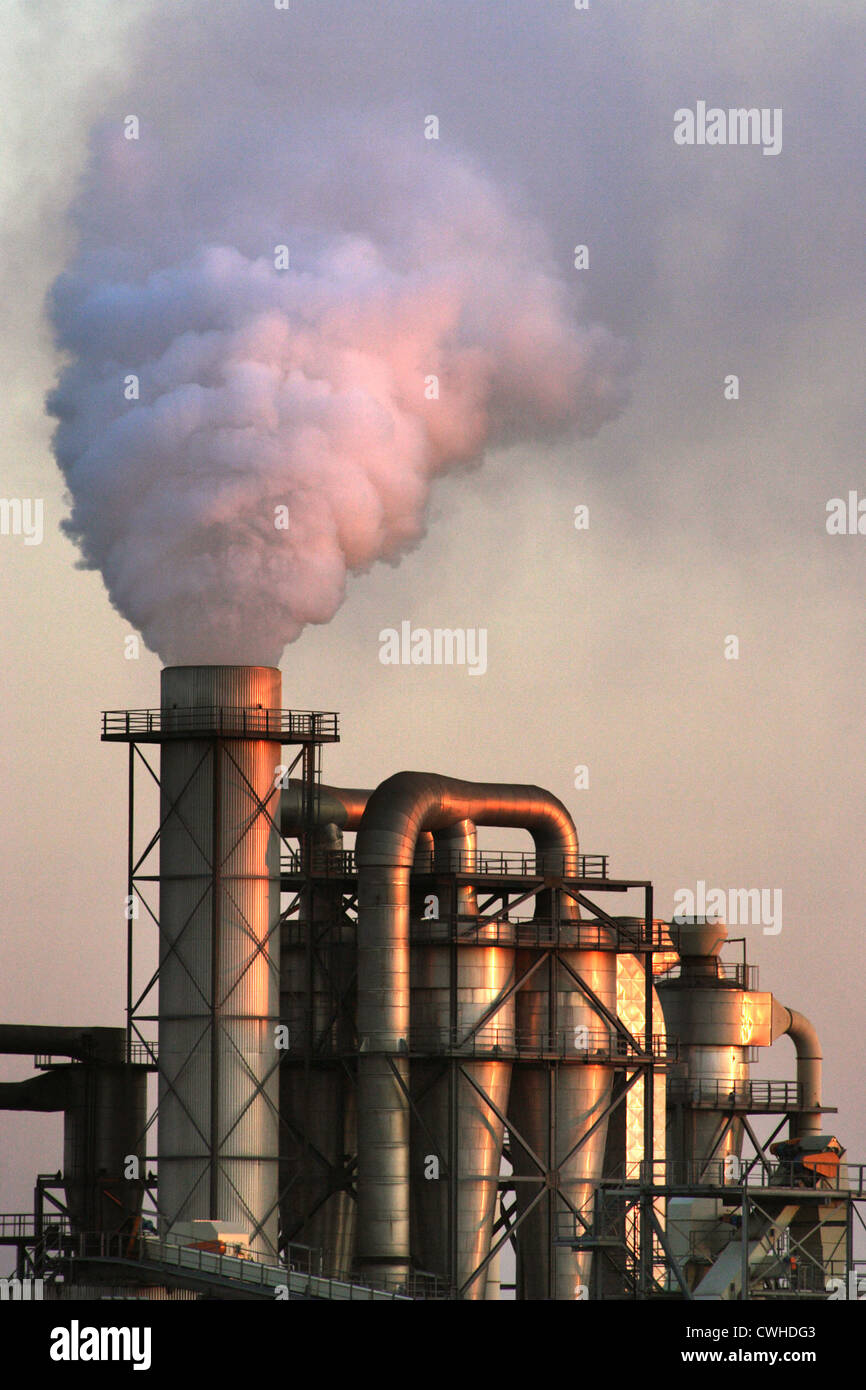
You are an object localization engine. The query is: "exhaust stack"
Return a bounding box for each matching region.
[158,665,282,1255]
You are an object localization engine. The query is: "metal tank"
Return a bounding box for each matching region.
[510,847,616,1300]
[656,918,749,1178]
[158,666,282,1255]
[409,818,515,1298]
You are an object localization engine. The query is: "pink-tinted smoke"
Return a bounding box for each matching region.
[48,126,632,663]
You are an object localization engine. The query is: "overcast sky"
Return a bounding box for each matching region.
[1,0,864,1257]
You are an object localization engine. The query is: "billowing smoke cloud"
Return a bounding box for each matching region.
[49,99,632,664]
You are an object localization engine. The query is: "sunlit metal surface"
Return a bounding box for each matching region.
[658,919,749,1176]
[280,781,370,833]
[410,819,514,1298]
[355,773,585,1287]
[158,666,281,1255]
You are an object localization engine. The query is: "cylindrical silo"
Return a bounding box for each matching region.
[510,841,617,1300]
[158,665,282,1256]
[510,933,617,1299]
[410,819,514,1298]
[63,1062,149,1237]
[657,918,749,1179]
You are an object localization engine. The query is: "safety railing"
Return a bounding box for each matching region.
[281,849,357,877]
[410,917,663,949]
[666,1078,801,1110]
[102,707,339,741]
[0,1213,72,1239]
[281,848,610,880]
[655,961,758,989]
[69,1231,432,1300]
[607,1158,866,1194]
[34,1042,157,1070]
[404,1026,671,1060]
[282,914,663,950]
[409,849,609,879]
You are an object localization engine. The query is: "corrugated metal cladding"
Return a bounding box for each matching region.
[158,666,282,1256]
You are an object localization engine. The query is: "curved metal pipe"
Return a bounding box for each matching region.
[433,818,478,915]
[354,772,579,1281]
[782,1007,822,1136]
[280,782,370,835]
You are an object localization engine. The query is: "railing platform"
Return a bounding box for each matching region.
[0,1213,71,1242]
[65,1233,431,1300]
[102,707,339,744]
[281,847,611,880]
[34,1042,157,1070]
[666,1078,811,1112]
[282,916,665,950]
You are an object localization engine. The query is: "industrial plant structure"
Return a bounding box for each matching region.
[0,666,860,1300]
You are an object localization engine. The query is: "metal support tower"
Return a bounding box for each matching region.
[101,701,339,1250]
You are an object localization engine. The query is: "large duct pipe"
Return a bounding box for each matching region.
[158,666,282,1256]
[280,782,370,835]
[0,1026,125,1063]
[782,1007,822,1137]
[354,773,583,1287]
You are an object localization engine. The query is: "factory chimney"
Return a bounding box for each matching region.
[157,666,282,1256]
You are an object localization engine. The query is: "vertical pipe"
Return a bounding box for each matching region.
[782,1008,822,1137]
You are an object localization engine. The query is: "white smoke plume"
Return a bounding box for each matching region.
[49,102,632,664]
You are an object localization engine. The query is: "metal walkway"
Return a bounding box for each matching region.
[69,1238,412,1301]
